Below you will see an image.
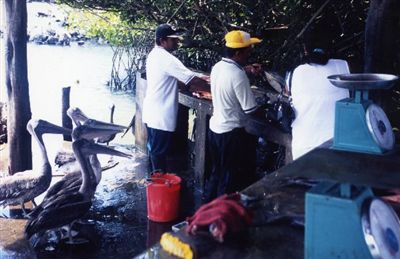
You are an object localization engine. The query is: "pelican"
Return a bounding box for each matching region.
[54,106,126,166]
[28,110,126,219]
[0,119,71,214]
[97,104,116,145]
[67,106,126,139]
[25,138,131,245]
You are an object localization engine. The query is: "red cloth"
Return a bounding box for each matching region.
[186,193,252,242]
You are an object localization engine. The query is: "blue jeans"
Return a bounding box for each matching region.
[146,125,173,173]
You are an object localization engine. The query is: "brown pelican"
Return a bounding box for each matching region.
[97,104,116,145]
[54,106,126,166]
[0,119,71,214]
[28,112,126,219]
[25,138,131,245]
[68,106,126,138]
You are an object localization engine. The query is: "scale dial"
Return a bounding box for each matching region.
[366,104,395,151]
[362,198,400,259]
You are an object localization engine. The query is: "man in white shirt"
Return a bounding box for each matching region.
[203,30,262,202]
[142,24,208,172]
[290,34,350,160]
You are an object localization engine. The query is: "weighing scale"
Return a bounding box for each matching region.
[329,73,397,154]
[304,73,400,258]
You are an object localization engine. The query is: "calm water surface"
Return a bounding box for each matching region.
[1,42,136,165]
[28,43,135,141]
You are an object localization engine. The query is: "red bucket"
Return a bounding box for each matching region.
[146,173,181,222]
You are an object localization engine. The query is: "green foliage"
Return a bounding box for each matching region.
[59,0,371,73]
[65,7,154,46]
[58,0,400,131]
[56,1,386,76]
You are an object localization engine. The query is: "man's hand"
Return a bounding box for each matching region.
[244,63,263,76]
[199,75,210,84]
[188,75,210,93]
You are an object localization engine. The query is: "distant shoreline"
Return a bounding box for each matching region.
[26,1,106,46]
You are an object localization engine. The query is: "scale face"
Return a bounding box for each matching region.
[366,104,395,151]
[362,198,400,259]
[327,73,398,154]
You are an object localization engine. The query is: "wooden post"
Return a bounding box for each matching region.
[134,72,148,152]
[365,0,399,74]
[5,0,32,174]
[61,86,72,141]
[193,109,209,187]
[364,0,400,112]
[178,93,213,188]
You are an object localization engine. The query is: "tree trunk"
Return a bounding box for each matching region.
[4,0,32,174]
[364,0,400,110]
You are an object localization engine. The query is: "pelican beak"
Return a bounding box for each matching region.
[72,124,124,141]
[67,109,89,126]
[83,119,127,131]
[73,139,132,158]
[29,119,72,135]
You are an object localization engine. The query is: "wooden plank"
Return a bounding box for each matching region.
[136,84,293,185]
[61,86,72,141]
[193,109,209,187]
[178,90,293,186]
[134,72,148,153]
[178,90,213,115]
[276,145,400,189]
[179,91,212,187]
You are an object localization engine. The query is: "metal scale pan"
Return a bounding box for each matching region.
[327,73,399,90]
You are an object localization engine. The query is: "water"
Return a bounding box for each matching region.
[0,2,136,169]
[27,42,135,144]
[1,42,136,166]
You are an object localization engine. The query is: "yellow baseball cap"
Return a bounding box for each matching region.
[225,30,262,48]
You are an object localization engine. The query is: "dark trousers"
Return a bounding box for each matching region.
[146,125,173,173]
[203,127,257,203]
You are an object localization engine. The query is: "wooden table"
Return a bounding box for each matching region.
[178,89,292,187]
[135,144,400,259]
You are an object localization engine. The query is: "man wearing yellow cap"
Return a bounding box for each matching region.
[203,30,262,202]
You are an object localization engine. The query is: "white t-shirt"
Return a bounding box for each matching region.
[143,46,195,131]
[291,59,350,159]
[209,58,257,134]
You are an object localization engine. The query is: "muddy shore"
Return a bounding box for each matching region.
[0,144,202,258]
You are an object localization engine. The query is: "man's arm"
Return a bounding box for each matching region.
[245,105,265,120]
[187,75,210,93]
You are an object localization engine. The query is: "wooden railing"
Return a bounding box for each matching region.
[134,73,292,187]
